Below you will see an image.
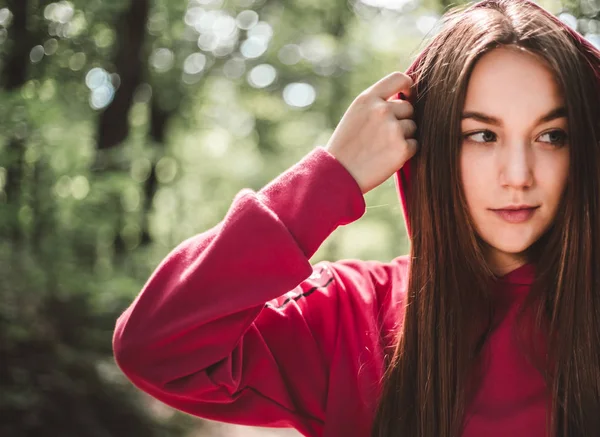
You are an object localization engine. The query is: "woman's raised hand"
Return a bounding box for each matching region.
[325,72,417,194]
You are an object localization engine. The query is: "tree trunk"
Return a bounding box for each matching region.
[96,0,150,150]
[1,0,29,90]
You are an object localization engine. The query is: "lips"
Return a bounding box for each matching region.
[491,206,539,224]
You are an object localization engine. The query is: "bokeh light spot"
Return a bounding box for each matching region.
[0,8,11,27]
[30,45,45,63]
[183,52,207,75]
[558,13,578,30]
[283,82,316,108]
[44,38,59,55]
[151,48,175,73]
[69,52,86,71]
[90,85,115,110]
[248,64,277,88]
[156,157,178,184]
[236,10,259,30]
[240,37,268,59]
[71,175,90,200]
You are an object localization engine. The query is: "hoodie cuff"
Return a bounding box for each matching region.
[258,146,366,259]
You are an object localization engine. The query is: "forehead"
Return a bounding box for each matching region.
[464,46,564,113]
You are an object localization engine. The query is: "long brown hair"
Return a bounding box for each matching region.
[371,1,600,436]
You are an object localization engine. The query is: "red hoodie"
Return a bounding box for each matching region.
[112,1,600,436]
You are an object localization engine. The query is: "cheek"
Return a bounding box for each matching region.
[538,150,570,203]
[460,146,491,205]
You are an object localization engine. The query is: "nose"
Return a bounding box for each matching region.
[499,141,533,189]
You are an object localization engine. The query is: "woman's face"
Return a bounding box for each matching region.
[460,46,570,275]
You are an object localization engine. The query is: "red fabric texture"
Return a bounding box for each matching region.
[112,146,544,436]
[113,1,600,435]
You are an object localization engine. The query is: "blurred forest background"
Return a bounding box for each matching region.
[0,0,597,436]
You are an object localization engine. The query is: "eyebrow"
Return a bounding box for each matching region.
[461,106,567,126]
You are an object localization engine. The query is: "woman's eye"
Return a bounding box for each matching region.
[464,130,497,143]
[538,129,568,147]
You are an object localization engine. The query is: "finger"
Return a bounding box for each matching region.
[387,99,414,120]
[403,138,418,159]
[398,118,417,139]
[369,71,413,101]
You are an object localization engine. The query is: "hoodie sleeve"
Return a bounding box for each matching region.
[112,146,370,436]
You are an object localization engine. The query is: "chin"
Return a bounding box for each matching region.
[481,230,541,257]
[487,240,533,255]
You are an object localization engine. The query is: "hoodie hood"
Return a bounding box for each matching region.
[394,0,600,238]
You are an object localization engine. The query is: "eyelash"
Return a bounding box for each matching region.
[463,129,569,147]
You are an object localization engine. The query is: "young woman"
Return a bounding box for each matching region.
[112,0,600,436]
